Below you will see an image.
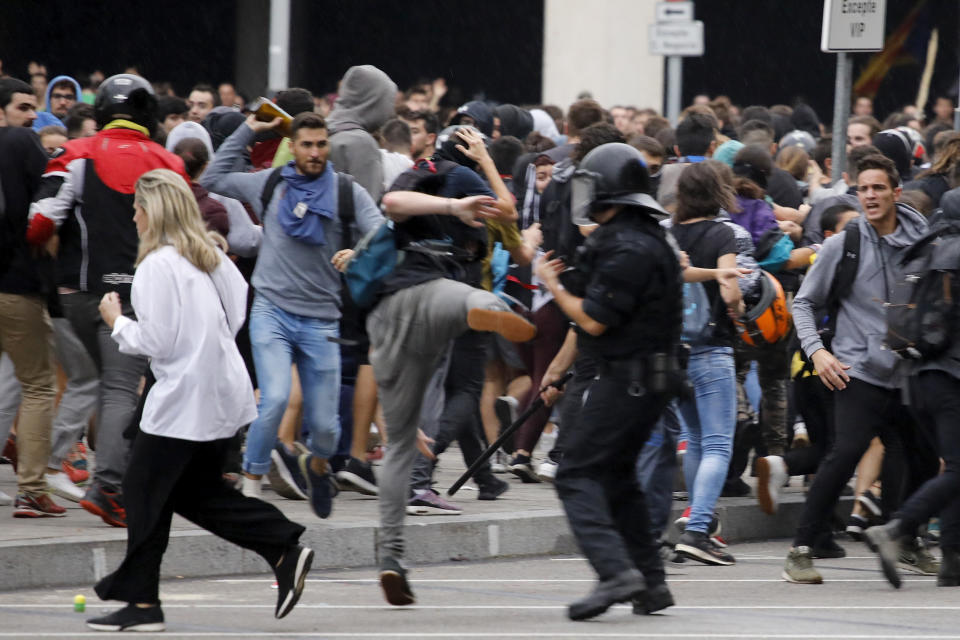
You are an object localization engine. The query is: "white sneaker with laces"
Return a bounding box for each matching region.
[45,472,84,502]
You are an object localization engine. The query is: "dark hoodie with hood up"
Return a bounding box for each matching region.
[33,74,82,131]
[326,65,397,202]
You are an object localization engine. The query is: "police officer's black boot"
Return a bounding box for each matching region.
[567,568,645,621]
[940,547,960,587]
[632,582,675,615]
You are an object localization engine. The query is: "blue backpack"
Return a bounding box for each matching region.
[345,220,400,309]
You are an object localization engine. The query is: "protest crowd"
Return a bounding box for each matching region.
[0,57,958,629]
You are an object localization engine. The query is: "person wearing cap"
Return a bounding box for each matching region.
[534,142,687,620]
[449,100,495,138]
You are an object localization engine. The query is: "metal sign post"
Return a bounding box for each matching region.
[821,0,886,181]
[650,1,703,125]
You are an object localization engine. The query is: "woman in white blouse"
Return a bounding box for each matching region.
[86,169,313,633]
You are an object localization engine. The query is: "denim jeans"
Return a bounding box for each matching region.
[243,294,341,475]
[678,345,736,533]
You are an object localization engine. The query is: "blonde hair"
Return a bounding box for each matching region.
[134,169,226,273]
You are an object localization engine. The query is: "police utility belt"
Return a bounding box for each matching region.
[597,347,689,398]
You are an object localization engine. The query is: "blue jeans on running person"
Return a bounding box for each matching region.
[243,294,341,476]
[678,345,736,534]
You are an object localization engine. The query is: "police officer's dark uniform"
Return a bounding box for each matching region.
[549,143,684,620]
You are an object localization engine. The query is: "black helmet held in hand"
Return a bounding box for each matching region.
[94,74,157,134]
[434,124,487,171]
[571,142,666,226]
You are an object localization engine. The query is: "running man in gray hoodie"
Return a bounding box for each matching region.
[783,153,939,584]
[326,65,397,203]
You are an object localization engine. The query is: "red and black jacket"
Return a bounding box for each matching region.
[28,125,189,300]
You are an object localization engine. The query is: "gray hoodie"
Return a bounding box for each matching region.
[794,203,928,390]
[326,65,397,203]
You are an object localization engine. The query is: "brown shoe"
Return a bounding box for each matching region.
[467,308,536,343]
[13,493,67,518]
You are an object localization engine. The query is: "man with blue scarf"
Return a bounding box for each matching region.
[202,111,383,519]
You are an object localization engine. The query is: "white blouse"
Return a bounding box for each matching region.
[112,245,257,441]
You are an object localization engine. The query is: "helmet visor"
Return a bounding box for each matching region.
[570,170,600,227]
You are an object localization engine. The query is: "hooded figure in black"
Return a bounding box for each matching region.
[449,100,494,138]
[494,104,534,140]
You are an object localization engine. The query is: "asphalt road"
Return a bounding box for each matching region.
[2,539,956,639]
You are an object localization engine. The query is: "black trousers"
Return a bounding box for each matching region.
[549,354,599,463]
[95,431,305,604]
[895,371,960,550]
[431,330,496,488]
[555,373,670,585]
[783,373,836,476]
[793,377,938,547]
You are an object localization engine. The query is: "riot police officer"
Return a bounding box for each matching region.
[534,142,684,621]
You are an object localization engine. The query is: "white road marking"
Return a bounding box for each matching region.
[209,577,935,583]
[3,634,960,639]
[0,604,954,610]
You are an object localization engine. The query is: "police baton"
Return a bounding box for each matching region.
[447,371,573,496]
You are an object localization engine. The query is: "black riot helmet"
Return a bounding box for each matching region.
[434,124,487,171]
[94,74,158,134]
[570,142,666,226]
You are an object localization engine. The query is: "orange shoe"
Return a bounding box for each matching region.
[62,460,90,485]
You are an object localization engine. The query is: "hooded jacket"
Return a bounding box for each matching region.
[326,65,397,202]
[32,75,82,131]
[494,105,533,140]
[731,195,778,245]
[793,203,929,390]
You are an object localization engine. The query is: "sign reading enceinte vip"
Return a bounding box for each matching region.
[821,0,886,52]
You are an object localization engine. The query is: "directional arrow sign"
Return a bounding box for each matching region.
[656,1,694,23]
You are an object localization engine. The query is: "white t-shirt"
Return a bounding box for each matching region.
[379,149,414,192]
[111,245,257,441]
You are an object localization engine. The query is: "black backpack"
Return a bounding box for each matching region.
[885,222,960,360]
[818,223,861,351]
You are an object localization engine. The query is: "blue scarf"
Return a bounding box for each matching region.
[277,161,336,245]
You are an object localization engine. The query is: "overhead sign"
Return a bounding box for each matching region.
[656,1,693,23]
[820,0,886,52]
[649,21,704,57]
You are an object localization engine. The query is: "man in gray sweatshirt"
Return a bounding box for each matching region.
[201,111,382,519]
[783,153,938,584]
[326,65,397,203]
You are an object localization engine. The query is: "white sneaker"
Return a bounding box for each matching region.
[756,455,788,515]
[0,489,12,506]
[242,476,263,499]
[536,459,558,483]
[45,472,84,502]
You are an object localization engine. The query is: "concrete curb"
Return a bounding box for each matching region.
[0,494,851,591]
